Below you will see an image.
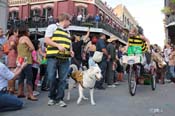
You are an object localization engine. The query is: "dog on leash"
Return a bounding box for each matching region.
[67,64,102,105]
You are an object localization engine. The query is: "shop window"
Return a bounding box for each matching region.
[77,6,87,16]
[43,7,53,20]
[9,11,19,19]
[30,9,41,17]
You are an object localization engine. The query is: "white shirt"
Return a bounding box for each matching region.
[45,24,58,38]
[0,62,14,90]
[77,14,82,21]
[164,48,171,62]
[38,38,45,52]
[45,23,70,38]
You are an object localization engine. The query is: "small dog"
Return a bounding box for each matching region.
[67,64,102,105]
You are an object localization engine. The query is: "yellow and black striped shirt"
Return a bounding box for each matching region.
[46,28,71,59]
[142,41,148,53]
[128,36,148,53]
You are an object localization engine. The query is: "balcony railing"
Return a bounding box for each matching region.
[7,18,127,42]
[8,0,27,5]
[95,0,124,27]
[8,0,51,5]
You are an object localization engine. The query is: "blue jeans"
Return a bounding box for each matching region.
[47,58,70,101]
[0,92,23,112]
[169,66,175,78]
[18,64,33,86]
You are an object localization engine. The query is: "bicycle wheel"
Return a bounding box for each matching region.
[128,65,137,96]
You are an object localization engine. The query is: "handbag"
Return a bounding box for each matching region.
[92,51,103,63]
[3,41,10,55]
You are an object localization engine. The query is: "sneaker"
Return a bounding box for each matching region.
[112,84,117,88]
[165,79,172,83]
[48,99,55,106]
[37,81,42,87]
[108,84,116,88]
[33,91,40,96]
[41,87,49,91]
[107,85,113,88]
[114,82,120,85]
[56,100,67,107]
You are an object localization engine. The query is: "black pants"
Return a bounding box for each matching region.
[32,67,38,90]
[40,64,48,89]
[95,61,107,88]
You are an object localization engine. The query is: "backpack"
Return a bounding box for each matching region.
[3,41,10,54]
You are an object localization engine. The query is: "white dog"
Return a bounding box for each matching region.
[67,64,102,105]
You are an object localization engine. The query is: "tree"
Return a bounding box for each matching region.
[171,0,175,4]
[161,0,175,15]
[161,6,173,15]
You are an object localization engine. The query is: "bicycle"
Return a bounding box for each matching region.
[123,47,156,96]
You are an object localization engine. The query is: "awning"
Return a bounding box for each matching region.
[166,21,175,27]
[29,25,127,45]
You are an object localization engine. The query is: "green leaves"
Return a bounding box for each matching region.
[161,7,173,15]
[171,0,175,4]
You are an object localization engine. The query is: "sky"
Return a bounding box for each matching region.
[103,0,165,47]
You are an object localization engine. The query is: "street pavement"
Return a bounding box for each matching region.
[1,82,175,116]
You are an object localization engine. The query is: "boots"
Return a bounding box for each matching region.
[26,84,38,101]
[117,73,124,81]
[17,83,25,98]
[8,80,15,94]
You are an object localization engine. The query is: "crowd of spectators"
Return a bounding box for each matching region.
[7,12,128,42]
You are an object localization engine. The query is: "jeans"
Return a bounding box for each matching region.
[165,64,171,79]
[47,58,70,101]
[169,66,175,78]
[18,64,33,86]
[0,92,23,112]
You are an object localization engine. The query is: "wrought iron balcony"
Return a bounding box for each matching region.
[8,0,52,5]
[8,0,27,5]
[7,18,127,42]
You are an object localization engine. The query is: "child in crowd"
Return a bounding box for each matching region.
[32,44,41,96]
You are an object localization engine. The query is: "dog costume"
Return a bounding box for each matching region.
[71,71,84,87]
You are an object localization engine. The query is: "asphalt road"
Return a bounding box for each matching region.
[1,82,175,116]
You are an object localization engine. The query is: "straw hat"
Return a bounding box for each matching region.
[107,36,118,43]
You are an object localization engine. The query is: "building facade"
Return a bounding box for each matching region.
[8,0,127,44]
[113,4,138,31]
[0,0,8,31]
[164,0,175,44]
